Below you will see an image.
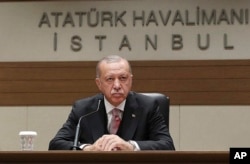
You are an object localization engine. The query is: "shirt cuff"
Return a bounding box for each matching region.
[79,144,90,150]
[128,140,140,151]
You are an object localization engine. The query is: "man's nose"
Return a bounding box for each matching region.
[113,79,121,88]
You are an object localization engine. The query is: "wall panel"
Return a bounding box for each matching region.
[1,60,250,105]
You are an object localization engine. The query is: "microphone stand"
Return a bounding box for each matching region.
[72,100,101,151]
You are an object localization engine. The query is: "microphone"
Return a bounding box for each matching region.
[72,99,101,151]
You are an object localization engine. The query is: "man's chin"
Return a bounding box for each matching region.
[111,94,125,104]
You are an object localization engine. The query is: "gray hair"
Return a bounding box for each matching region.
[96,55,132,78]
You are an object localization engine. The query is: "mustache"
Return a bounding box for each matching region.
[111,91,124,94]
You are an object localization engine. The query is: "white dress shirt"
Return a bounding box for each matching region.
[104,97,125,130]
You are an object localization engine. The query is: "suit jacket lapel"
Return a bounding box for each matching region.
[118,93,140,140]
[88,101,108,141]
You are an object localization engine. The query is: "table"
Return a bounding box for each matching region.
[0,151,229,164]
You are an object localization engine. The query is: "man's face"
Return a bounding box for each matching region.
[95,59,133,106]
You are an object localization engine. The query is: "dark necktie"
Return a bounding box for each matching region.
[109,108,121,134]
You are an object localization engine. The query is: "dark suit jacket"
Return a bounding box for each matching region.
[48,91,175,150]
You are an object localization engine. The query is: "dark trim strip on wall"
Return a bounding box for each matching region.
[1,60,250,106]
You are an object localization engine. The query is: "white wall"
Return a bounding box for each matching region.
[0,105,249,151]
[171,105,250,150]
[1,0,250,62]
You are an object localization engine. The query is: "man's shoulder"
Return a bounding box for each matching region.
[128,91,156,106]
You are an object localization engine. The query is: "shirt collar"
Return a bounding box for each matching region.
[104,96,126,114]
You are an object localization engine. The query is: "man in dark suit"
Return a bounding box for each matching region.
[49,55,175,151]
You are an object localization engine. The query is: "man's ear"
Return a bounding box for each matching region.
[95,78,101,89]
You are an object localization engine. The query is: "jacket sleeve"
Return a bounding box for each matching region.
[133,94,175,150]
[136,105,175,150]
[48,104,79,150]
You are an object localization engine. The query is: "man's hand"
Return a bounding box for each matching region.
[83,134,134,151]
[82,144,102,151]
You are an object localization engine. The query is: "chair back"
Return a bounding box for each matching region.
[141,93,170,128]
